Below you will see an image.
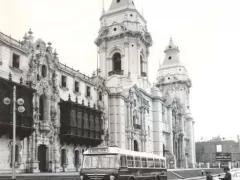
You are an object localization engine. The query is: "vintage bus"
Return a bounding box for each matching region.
[80,146,167,180]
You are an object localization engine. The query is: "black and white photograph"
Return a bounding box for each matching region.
[0,0,239,179]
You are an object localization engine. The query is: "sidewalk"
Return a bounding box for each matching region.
[0,172,79,176]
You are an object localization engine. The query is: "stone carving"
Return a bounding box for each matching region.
[52,71,59,92]
[51,106,57,119]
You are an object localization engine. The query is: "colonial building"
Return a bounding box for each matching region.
[0,0,196,173]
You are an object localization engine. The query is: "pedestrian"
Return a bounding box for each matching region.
[206,172,213,180]
[219,167,231,180]
[202,169,205,176]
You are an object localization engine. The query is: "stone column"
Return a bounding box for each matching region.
[180,115,188,168]
[31,132,39,173]
[54,130,60,172]
[167,107,176,169]
[130,103,133,128]
[124,39,129,75]
[113,98,117,145]
[167,107,173,154]
[143,108,146,131]
[192,121,196,168]
[127,103,131,128]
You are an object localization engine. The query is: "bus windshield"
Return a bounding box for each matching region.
[82,155,119,169]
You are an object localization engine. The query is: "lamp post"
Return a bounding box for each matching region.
[3,86,25,180]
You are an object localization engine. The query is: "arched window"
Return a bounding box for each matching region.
[74,150,80,167]
[99,91,102,101]
[39,95,48,121]
[163,144,166,157]
[140,55,147,77]
[112,53,121,71]
[37,74,40,81]
[140,55,144,73]
[133,115,136,125]
[42,65,47,78]
[61,149,67,166]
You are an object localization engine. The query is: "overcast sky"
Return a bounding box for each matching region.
[1,0,240,142]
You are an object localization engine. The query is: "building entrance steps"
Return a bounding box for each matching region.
[168,168,223,179]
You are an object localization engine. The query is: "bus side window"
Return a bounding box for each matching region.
[135,156,141,167]
[154,159,160,168]
[147,158,154,168]
[120,155,127,167]
[127,156,134,167]
[142,157,147,167]
[160,160,165,168]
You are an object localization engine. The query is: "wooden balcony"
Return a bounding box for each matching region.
[108,70,123,76]
[0,77,35,139]
[60,126,102,146]
[0,113,34,139]
[59,99,103,147]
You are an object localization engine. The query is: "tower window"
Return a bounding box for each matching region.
[112,53,121,71]
[114,28,117,31]
[168,56,172,60]
[117,0,120,3]
[12,53,20,69]
[130,14,133,17]
[86,86,91,97]
[42,65,47,78]
[168,77,170,80]
[169,46,172,49]
[75,81,79,92]
[99,91,102,101]
[61,75,67,88]
[132,44,134,47]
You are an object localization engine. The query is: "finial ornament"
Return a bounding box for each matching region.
[102,0,105,13]
[53,49,58,57]
[23,33,28,40]
[28,28,33,35]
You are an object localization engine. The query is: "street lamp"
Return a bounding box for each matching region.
[3,86,25,180]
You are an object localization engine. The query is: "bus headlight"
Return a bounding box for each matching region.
[109,175,115,180]
[80,175,84,180]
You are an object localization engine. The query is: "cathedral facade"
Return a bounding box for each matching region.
[0,0,195,173]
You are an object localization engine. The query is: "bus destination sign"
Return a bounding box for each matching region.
[90,148,108,153]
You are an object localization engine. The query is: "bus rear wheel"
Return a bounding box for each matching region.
[129,177,135,180]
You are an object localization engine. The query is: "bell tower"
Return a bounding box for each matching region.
[95,0,152,88]
[156,38,196,168]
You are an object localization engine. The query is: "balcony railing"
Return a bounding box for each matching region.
[134,124,142,130]
[141,72,147,77]
[0,112,34,139]
[108,70,124,76]
[61,126,102,141]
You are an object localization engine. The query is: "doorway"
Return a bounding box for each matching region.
[38,145,48,172]
[134,140,139,151]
